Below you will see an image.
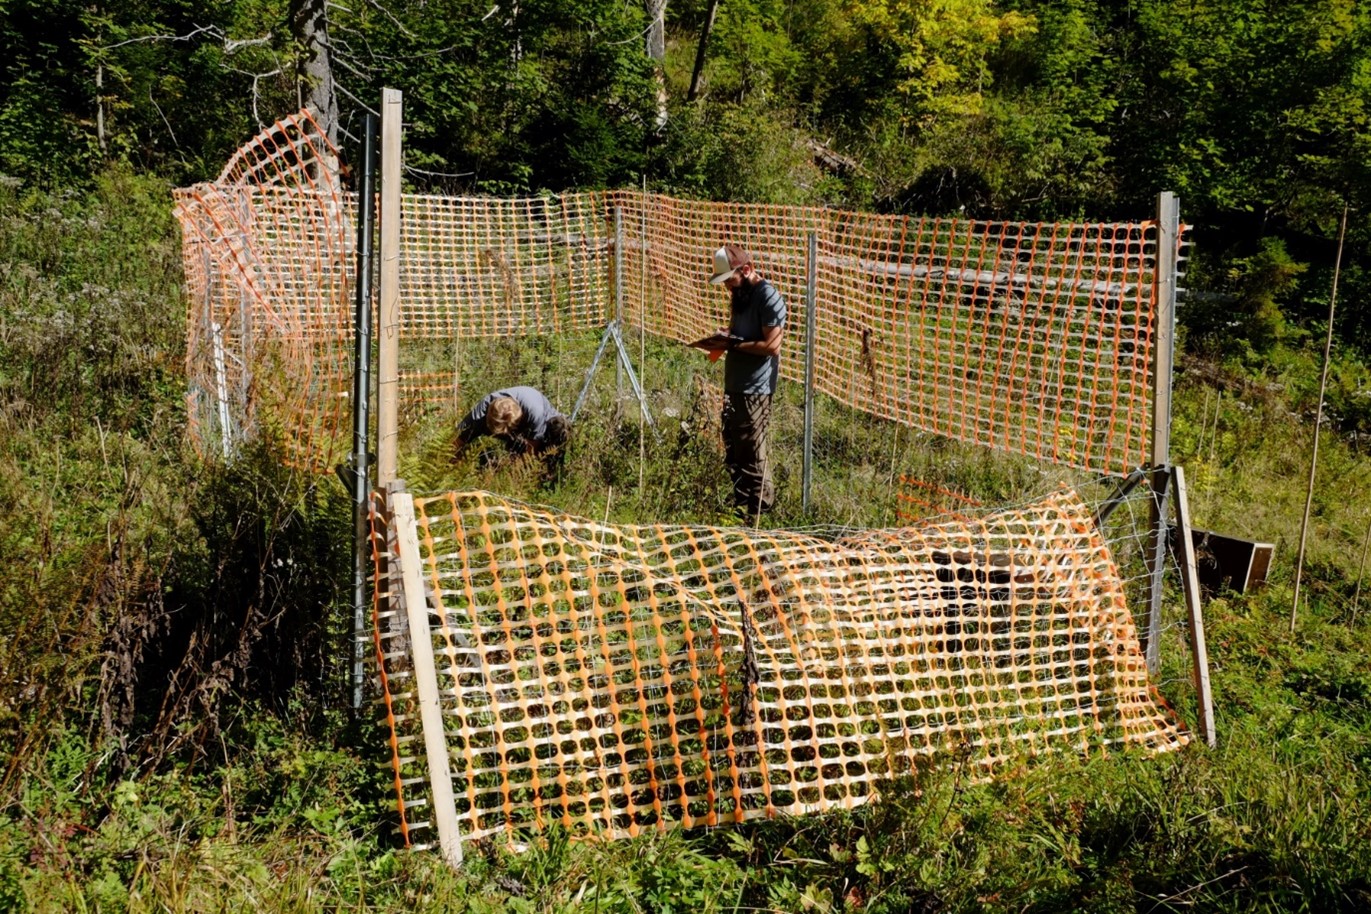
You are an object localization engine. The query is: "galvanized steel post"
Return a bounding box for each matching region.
[1144,191,1179,673]
[614,206,624,400]
[803,232,817,512]
[350,111,378,710]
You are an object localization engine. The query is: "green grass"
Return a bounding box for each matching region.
[3,172,1371,912]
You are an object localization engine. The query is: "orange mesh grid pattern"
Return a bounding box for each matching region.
[178,111,1173,477]
[396,193,611,339]
[609,191,1160,476]
[371,487,1186,845]
[394,192,613,401]
[174,110,353,470]
[368,493,419,843]
[895,476,985,524]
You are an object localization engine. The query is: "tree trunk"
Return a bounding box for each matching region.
[688,0,720,102]
[290,0,338,145]
[645,0,669,130]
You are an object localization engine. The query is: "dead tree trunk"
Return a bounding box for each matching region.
[688,0,720,102]
[645,0,669,130]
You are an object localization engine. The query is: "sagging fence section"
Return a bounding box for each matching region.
[174,110,355,467]
[175,110,1175,478]
[370,485,1188,859]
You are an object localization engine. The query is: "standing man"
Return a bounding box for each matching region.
[709,244,786,516]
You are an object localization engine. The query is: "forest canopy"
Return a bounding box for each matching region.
[3,0,1370,360]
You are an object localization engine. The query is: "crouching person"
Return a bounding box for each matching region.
[456,386,570,471]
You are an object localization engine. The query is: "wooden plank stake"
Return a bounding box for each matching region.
[391,490,463,866]
[377,88,403,487]
[1171,465,1217,748]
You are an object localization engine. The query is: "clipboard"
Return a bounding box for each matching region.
[688,332,743,352]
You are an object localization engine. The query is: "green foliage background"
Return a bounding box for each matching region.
[4,0,1371,350]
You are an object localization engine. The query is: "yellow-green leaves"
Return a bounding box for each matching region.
[844,0,1035,119]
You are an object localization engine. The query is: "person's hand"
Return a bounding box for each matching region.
[691,331,740,351]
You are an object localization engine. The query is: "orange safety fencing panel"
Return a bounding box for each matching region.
[179,110,1175,478]
[394,192,613,403]
[610,190,1162,476]
[370,487,1187,847]
[174,109,354,470]
[895,476,985,524]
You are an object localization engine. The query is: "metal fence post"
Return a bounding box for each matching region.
[802,232,818,512]
[1143,191,1179,673]
[614,206,624,402]
[210,321,233,458]
[350,112,378,711]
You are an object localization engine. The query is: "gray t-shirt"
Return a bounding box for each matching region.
[459,386,563,443]
[724,278,786,395]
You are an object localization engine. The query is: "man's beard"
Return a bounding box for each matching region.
[730,280,750,310]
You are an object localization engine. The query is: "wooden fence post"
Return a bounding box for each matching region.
[390,489,463,866]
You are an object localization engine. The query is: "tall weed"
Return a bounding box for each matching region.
[0,170,191,792]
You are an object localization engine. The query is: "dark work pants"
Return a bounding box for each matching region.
[721,393,774,514]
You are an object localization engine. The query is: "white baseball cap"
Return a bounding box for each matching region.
[709,244,751,284]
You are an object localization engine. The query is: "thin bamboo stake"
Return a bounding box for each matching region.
[1352,513,1371,626]
[602,485,614,547]
[1291,202,1349,633]
[886,424,901,527]
[1198,387,1213,467]
[1204,390,1221,518]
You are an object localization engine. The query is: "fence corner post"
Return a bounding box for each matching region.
[377,87,403,488]
[1143,191,1179,672]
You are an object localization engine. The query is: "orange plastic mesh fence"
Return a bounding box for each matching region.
[895,476,985,525]
[179,111,1173,477]
[368,493,417,846]
[173,110,354,470]
[371,487,1187,846]
[394,192,613,402]
[610,192,1161,476]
